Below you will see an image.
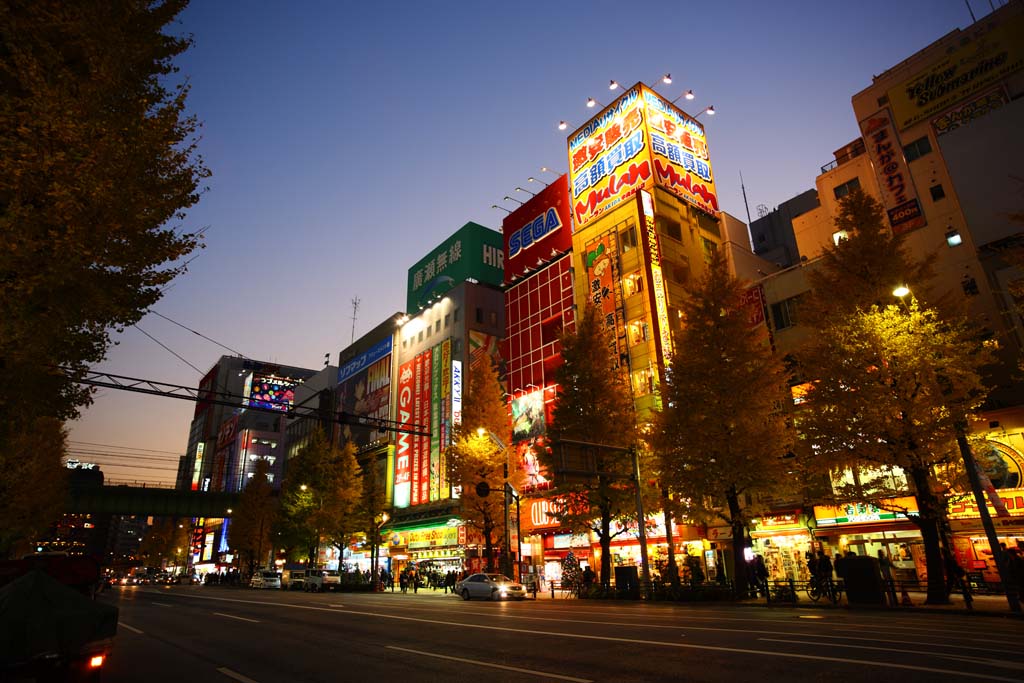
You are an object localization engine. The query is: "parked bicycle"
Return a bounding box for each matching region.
[806,576,842,604]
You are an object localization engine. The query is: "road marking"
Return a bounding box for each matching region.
[758,638,1024,672]
[119,622,144,634]
[213,612,260,623]
[152,601,172,607]
[386,646,592,682]
[330,604,345,608]
[217,667,261,683]
[164,593,1020,680]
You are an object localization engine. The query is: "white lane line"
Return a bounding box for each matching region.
[213,612,260,623]
[152,601,172,607]
[386,645,592,682]
[330,604,345,608]
[759,638,1024,672]
[119,622,144,634]
[165,593,1019,681]
[217,667,261,683]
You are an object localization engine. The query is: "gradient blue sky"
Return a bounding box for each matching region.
[68,0,983,483]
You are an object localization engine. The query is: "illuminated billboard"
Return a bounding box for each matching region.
[887,13,1024,131]
[637,190,672,373]
[338,337,393,449]
[502,174,573,282]
[242,373,297,412]
[859,109,926,235]
[568,83,719,228]
[406,222,504,313]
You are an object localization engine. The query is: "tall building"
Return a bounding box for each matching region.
[385,222,506,577]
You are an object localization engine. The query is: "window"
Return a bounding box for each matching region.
[623,272,644,297]
[489,311,498,326]
[701,237,717,264]
[771,297,799,330]
[669,265,688,284]
[696,211,720,238]
[877,95,889,106]
[903,136,932,162]
[453,307,460,323]
[628,320,649,346]
[453,339,462,353]
[435,320,441,333]
[444,314,450,328]
[620,224,638,252]
[418,330,423,342]
[658,217,682,242]
[631,366,656,395]
[929,184,945,201]
[475,307,483,324]
[833,177,861,200]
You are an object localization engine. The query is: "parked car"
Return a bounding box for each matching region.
[250,571,281,590]
[455,573,526,601]
[282,569,306,591]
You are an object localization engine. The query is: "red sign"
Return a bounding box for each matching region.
[502,175,573,282]
[394,359,415,506]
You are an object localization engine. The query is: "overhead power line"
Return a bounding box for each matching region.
[68,440,184,455]
[147,309,248,359]
[134,324,203,374]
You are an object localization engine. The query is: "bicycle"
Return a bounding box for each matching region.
[806,576,842,604]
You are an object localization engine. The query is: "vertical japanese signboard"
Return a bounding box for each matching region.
[637,190,672,374]
[582,231,624,360]
[859,108,926,235]
[568,83,719,229]
[439,339,451,499]
[394,359,415,508]
[430,344,441,501]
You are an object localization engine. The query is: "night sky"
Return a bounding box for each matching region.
[68,0,982,484]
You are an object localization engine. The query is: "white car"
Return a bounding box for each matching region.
[250,571,281,590]
[455,573,527,601]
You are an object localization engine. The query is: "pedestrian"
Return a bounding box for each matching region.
[411,567,418,593]
[582,566,595,594]
[753,554,769,597]
[877,549,897,606]
[805,551,818,581]
[943,548,972,609]
[1005,547,1024,597]
[400,571,407,594]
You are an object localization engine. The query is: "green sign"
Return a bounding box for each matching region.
[406,222,504,313]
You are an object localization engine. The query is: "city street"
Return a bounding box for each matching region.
[99,585,1024,683]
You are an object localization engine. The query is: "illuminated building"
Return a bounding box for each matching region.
[750,3,1024,583]
[385,222,506,577]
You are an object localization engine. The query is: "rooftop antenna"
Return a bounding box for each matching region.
[350,297,360,345]
[740,170,753,226]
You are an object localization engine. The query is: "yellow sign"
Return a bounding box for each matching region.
[567,83,718,228]
[948,488,1024,519]
[814,497,919,526]
[887,14,1024,130]
[401,524,460,550]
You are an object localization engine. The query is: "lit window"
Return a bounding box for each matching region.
[832,230,849,245]
[623,273,644,297]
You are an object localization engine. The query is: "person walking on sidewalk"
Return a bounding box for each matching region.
[878,550,897,606]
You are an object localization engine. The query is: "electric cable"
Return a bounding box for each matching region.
[146,309,248,359]
[68,440,183,455]
[133,324,203,374]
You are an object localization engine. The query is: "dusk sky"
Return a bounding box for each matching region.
[68,0,983,484]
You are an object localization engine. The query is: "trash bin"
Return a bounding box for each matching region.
[844,556,886,605]
[614,565,640,599]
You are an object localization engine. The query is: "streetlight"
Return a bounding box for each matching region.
[670,89,696,104]
[693,105,715,118]
[891,286,1020,613]
[491,204,512,214]
[527,176,548,187]
[539,167,560,177]
[371,511,390,592]
[515,186,536,197]
[503,195,525,206]
[476,427,520,579]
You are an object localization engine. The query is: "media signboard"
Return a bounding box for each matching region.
[502,174,573,282]
[395,342,453,508]
[859,109,926,235]
[337,337,393,449]
[568,83,719,229]
[406,222,504,313]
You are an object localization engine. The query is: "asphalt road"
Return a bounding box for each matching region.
[98,585,1024,683]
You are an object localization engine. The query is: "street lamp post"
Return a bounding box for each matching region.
[478,428,515,577]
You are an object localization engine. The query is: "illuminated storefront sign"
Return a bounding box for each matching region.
[242,373,298,412]
[583,231,623,358]
[567,83,719,228]
[440,341,451,499]
[430,345,441,501]
[394,359,414,508]
[191,442,205,491]
[932,88,1008,137]
[451,360,462,425]
[637,190,672,372]
[948,488,1024,518]
[813,497,919,526]
[859,108,926,236]
[502,175,574,282]
[406,222,503,313]
[887,14,1024,131]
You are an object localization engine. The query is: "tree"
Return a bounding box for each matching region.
[447,356,517,572]
[0,0,208,423]
[277,429,363,566]
[228,459,278,576]
[360,454,388,586]
[0,416,68,558]
[138,517,190,570]
[796,190,990,604]
[653,253,794,597]
[537,305,639,590]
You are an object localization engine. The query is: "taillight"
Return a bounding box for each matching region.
[89,655,105,668]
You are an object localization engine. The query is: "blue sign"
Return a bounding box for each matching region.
[338,337,393,384]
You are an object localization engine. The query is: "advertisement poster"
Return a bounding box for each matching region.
[859,108,926,235]
[931,88,1008,137]
[582,231,624,359]
[338,339,392,448]
[418,349,432,505]
[512,388,551,493]
[638,190,672,372]
[643,88,718,216]
[439,340,451,499]
[394,359,415,508]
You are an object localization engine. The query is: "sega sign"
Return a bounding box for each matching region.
[508,208,562,258]
[502,174,573,282]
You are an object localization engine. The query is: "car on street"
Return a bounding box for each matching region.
[250,570,281,590]
[282,569,306,591]
[455,573,526,601]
